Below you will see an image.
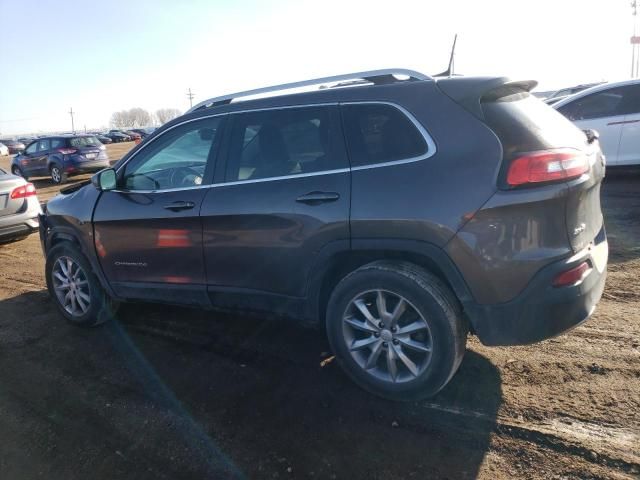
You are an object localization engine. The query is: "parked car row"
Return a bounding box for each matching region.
[0,139,26,154]
[1,128,157,156]
[11,134,111,184]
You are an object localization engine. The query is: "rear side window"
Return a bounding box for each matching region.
[482,91,586,159]
[70,136,101,148]
[341,103,428,167]
[50,139,65,149]
[225,106,346,182]
[557,85,640,120]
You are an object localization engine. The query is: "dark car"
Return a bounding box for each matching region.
[104,131,131,142]
[39,69,608,400]
[12,135,110,184]
[95,135,113,144]
[0,139,26,154]
[130,127,155,138]
[124,130,142,141]
[18,136,36,146]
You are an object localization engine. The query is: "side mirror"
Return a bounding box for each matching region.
[91,168,117,191]
[583,129,599,144]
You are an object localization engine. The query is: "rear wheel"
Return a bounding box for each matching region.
[45,242,118,327]
[50,165,66,184]
[326,261,467,401]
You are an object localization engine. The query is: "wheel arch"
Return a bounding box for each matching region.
[307,239,476,330]
[46,227,119,300]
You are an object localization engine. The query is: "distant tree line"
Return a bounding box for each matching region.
[110,108,182,128]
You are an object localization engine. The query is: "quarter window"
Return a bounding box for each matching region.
[225,106,345,182]
[50,139,65,149]
[122,117,223,191]
[341,104,428,167]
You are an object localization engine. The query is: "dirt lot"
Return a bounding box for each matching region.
[0,144,639,479]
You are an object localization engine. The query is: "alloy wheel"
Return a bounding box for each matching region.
[342,289,433,383]
[52,256,91,317]
[51,167,61,183]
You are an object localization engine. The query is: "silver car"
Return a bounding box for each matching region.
[0,168,42,243]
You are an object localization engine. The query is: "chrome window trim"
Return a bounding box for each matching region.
[341,101,437,171]
[113,101,436,193]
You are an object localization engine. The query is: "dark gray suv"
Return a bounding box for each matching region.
[38,69,608,400]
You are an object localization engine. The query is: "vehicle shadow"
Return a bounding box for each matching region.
[115,303,503,479]
[0,291,502,479]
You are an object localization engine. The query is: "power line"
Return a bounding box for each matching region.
[186,88,195,108]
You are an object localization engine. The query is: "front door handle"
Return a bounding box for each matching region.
[163,201,195,211]
[296,191,340,205]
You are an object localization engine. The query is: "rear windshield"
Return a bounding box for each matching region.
[482,91,586,159]
[69,136,101,148]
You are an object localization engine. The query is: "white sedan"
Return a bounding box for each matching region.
[0,142,9,156]
[553,79,640,167]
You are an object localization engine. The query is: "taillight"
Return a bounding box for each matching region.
[57,148,77,155]
[506,149,589,187]
[10,182,37,199]
[552,261,591,287]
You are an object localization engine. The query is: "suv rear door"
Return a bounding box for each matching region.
[92,116,225,306]
[201,105,350,309]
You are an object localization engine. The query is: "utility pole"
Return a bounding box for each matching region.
[632,1,638,78]
[69,107,75,133]
[186,88,195,108]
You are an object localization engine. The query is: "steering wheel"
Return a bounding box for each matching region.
[126,172,160,190]
[170,166,203,188]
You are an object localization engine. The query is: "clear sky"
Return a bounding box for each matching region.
[0,0,634,135]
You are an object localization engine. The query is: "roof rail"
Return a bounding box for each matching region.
[187,68,432,113]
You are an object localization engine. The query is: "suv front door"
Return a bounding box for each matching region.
[556,86,633,166]
[615,84,640,166]
[201,105,350,312]
[92,116,226,306]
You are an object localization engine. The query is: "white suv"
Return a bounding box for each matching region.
[553,79,640,167]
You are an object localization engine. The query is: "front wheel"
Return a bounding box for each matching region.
[45,242,118,327]
[11,165,26,179]
[326,261,467,401]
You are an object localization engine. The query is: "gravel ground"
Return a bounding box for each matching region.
[0,146,638,479]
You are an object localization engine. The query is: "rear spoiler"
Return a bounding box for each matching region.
[435,77,538,120]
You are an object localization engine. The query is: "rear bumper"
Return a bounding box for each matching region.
[0,215,39,240]
[66,159,110,174]
[467,227,608,346]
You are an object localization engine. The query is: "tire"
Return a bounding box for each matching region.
[326,261,468,401]
[45,242,118,327]
[11,165,26,179]
[50,165,66,184]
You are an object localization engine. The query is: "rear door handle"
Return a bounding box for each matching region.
[296,191,340,205]
[163,201,195,211]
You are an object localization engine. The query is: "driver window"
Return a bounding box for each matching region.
[25,142,38,155]
[122,116,223,191]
